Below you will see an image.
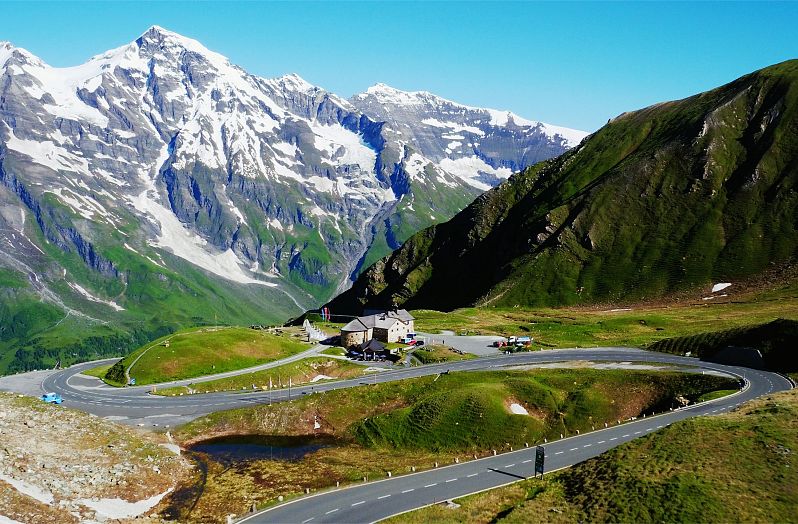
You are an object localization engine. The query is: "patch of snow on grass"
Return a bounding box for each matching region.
[78,489,172,520]
[310,374,334,383]
[67,282,125,311]
[509,403,529,415]
[712,282,732,293]
[0,472,54,505]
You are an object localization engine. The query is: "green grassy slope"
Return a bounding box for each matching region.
[106,326,311,385]
[177,369,736,453]
[390,388,798,524]
[329,60,798,314]
[155,356,371,395]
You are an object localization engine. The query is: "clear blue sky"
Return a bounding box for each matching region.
[3,1,798,131]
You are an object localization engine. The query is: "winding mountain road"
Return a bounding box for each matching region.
[9,348,793,522]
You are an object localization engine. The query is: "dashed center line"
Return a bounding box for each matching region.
[351,501,365,507]
[522,459,532,464]
[634,431,641,435]
[402,489,415,493]
[555,451,564,455]
[445,478,457,483]
[467,473,478,478]
[325,508,339,515]
[301,518,314,523]
[505,464,515,468]
[583,444,592,448]
[378,494,391,499]
[598,440,606,444]
[423,483,437,488]
[610,437,617,441]
[570,447,578,451]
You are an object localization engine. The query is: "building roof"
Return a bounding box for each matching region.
[341,309,414,332]
[341,318,371,332]
[359,339,387,352]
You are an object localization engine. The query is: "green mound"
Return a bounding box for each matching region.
[155,356,371,395]
[107,326,311,385]
[350,370,735,452]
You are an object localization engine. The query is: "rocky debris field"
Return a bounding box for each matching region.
[0,392,189,523]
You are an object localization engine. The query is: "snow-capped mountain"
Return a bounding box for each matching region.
[0,26,585,370]
[352,83,586,190]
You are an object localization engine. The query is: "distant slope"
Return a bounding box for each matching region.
[329,60,798,313]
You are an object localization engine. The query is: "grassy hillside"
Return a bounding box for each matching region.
[410,273,798,347]
[170,368,735,522]
[0,191,308,376]
[177,369,735,450]
[648,318,798,378]
[106,326,312,385]
[329,60,798,314]
[391,388,798,524]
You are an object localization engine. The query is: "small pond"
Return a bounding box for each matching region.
[186,434,334,464]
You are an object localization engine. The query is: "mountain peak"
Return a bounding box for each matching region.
[134,25,229,66]
[0,41,44,69]
[360,83,450,107]
[275,72,320,94]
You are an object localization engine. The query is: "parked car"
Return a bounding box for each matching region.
[41,392,63,404]
[414,341,425,347]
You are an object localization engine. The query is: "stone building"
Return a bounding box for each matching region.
[340,309,415,348]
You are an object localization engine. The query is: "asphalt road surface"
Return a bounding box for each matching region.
[4,347,792,522]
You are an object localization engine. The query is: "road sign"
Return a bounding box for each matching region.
[535,445,545,477]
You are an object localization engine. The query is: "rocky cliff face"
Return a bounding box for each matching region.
[0,26,584,372]
[328,60,798,313]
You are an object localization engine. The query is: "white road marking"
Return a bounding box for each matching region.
[467,473,478,478]
[301,518,314,523]
[610,437,617,441]
[445,478,457,483]
[505,464,515,468]
[351,501,365,507]
[555,451,564,455]
[378,494,391,499]
[634,431,641,435]
[570,447,578,451]
[402,489,415,493]
[598,440,606,444]
[325,509,339,515]
[622,434,630,438]
[522,459,532,463]
[424,483,437,488]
